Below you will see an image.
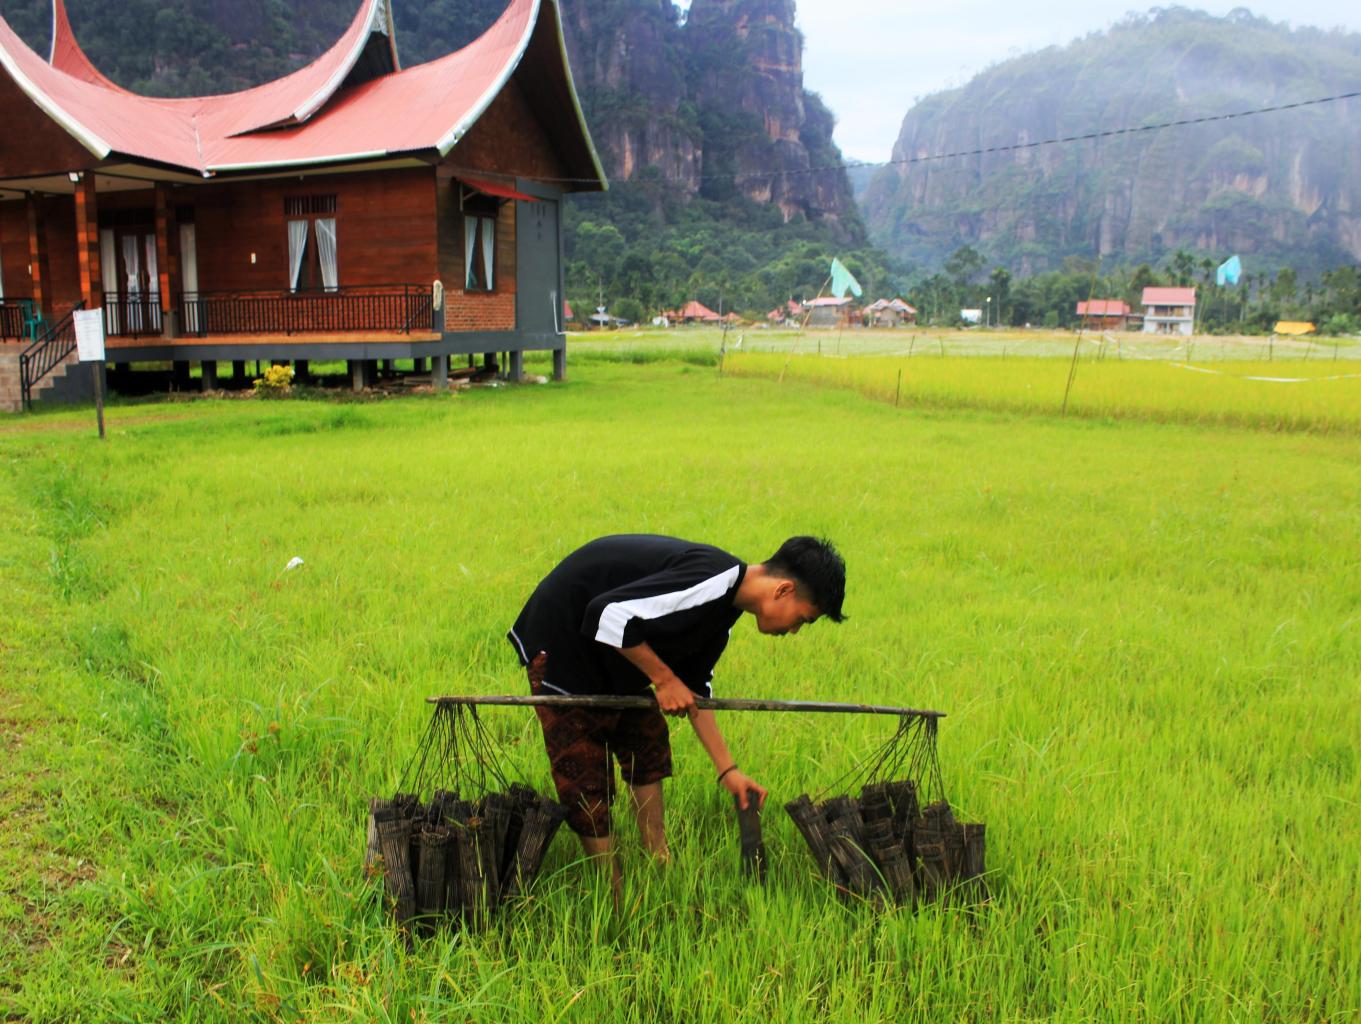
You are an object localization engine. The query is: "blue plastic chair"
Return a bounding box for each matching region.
[21,301,47,341]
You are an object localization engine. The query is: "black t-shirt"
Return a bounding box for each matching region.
[507,535,746,697]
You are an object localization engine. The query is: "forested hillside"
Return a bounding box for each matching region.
[862,8,1361,279]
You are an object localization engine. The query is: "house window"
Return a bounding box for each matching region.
[461,193,498,292]
[284,196,338,292]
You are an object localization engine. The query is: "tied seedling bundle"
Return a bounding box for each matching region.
[786,715,986,905]
[365,703,566,934]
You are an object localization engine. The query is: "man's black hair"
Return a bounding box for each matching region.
[764,536,846,622]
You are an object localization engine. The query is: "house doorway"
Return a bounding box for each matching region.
[104,221,162,337]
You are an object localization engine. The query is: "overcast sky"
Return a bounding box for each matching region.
[681,2,1361,165]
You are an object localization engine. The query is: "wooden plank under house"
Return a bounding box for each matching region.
[0,0,607,410]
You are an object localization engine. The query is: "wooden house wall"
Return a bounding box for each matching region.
[436,78,569,334]
[40,197,80,318]
[0,198,76,317]
[0,74,95,179]
[0,201,30,301]
[179,167,437,294]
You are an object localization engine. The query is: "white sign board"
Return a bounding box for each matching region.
[74,308,106,361]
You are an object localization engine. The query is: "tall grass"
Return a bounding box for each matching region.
[723,351,1361,433]
[1,364,1358,1021]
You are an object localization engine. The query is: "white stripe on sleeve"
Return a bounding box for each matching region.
[594,565,740,648]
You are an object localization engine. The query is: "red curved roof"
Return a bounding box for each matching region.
[47,0,127,94]
[0,0,605,187]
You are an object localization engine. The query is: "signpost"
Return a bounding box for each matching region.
[73,308,106,440]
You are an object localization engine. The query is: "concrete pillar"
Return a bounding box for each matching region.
[553,347,566,382]
[349,359,366,392]
[509,349,524,382]
[200,360,217,391]
[232,360,247,385]
[412,357,427,374]
[294,359,309,381]
[432,354,449,391]
[172,361,191,391]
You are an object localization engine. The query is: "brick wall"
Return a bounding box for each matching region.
[442,197,518,333]
[0,348,21,413]
[444,290,516,332]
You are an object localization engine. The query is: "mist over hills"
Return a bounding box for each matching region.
[861,7,1361,278]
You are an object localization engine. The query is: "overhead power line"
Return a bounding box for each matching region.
[548,89,1361,187]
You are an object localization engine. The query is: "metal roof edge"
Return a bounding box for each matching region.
[544,0,608,191]
[290,0,391,124]
[206,149,391,174]
[384,0,401,72]
[0,17,110,159]
[435,0,541,158]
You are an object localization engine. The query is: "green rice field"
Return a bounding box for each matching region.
[2,350,1359,1021]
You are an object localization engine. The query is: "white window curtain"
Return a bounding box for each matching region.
[481,217,495,291]
[145,234,160,305]
[100,229,118,335]
[464,216,478,289]
[314,218,338,291]
[179,223,199,333]
[287,219,308,292]
[122,234,142,332]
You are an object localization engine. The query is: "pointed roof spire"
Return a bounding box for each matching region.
[48,0,126,92]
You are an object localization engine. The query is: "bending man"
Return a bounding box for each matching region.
[507,534,846,882]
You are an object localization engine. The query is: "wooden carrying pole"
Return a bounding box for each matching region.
[426,694,945,719]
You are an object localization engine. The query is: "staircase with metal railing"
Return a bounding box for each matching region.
[18,302,85,410]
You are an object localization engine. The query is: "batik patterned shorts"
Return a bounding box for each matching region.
[529,673,672,837]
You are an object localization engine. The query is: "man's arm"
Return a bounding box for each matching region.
[617,643,766,810]
[687,709,767,810]
[617,641,697,715]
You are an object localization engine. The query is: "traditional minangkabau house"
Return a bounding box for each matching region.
[0,0,606,410]
[864,297,917,328]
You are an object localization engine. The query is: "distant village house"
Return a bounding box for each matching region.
[1075,299,1133,331]
[1141,287,1197,336]
[677,300,721,324]
[864,298,917,328]
[804,296,857,328]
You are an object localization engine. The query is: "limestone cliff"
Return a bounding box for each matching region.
[560,0,863,240]
[862,8,1361,275]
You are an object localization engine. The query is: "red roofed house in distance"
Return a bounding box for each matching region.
[0,0,606,410]
[1141,287,1198,336]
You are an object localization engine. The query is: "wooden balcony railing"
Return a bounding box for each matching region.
[2,298,35,341]
[102,293,164,339]
[178,285,434,337]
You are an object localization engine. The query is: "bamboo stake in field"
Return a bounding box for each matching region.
[1063,256,1103,415]
[425,693,946,719]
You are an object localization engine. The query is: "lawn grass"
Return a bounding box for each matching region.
[1,361,1359,1021]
